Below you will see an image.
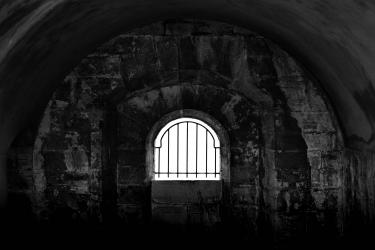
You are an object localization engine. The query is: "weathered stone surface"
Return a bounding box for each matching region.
[118,165,145,185]
[7,20,345,242]
[152,204,188,225]
[118,184,147,204]
[152,181,222,204]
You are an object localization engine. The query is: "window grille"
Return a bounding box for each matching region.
[154,117,221,180]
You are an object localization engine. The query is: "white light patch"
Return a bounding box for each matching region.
[154,117,220,181]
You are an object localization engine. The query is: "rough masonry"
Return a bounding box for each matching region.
[7,20,344,245]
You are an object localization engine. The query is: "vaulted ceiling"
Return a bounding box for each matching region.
[1,0,375,152]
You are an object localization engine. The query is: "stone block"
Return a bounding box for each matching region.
[118,184,147,204]
[207,37,236,78]
[117,149,146,166]
[43,151,67,184]
[127,22,164,36]
[276,151,309,183]
[118,165,145,185]
[231,164,258,185]
[76,56,121,77]
[179,36,199,70]
[232,185,258,205]
[275,131,307,151]
[119,36,161,91]
[312,188,339,211]
[197,70,231,88]
[155,36,178,72]
[165,20,195,35]
[303,133,338,151]
[152,181,222,204]
[187,203,221,225]
[118,204,145,224]
[152,204,188,224]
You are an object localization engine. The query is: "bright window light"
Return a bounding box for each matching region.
[154,117,221,181]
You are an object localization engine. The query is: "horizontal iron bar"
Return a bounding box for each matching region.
[154,172,220,175]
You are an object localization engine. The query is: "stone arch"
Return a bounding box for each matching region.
[1,1,374,154]
[5,20,348,243]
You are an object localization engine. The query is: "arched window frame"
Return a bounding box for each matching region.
[154,117,220,180]
[146,110,230,183]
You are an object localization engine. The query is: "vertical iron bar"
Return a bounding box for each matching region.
[196,123,198,178]
[206,130,208,178]
[215,148,217,178]
[186,122,188,178]
[167,129,170,178]
[177,124,179,178]
[158,148,161,178]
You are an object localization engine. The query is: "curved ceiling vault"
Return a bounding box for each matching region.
[1,0,375,152]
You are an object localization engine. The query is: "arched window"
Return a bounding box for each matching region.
[153,117,221,180]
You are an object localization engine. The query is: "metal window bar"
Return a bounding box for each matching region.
[167,129,169,178]
[215,148,217,178]
[154,172,221,175]
[158,147,160,178]
[154,121,220,179]
[196,123,198,178]
[206,129,208,178]
[177,124,179,178]
[186,123,188,178]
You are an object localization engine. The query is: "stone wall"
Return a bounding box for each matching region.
[343,149,375,235]
[6,20,344,243]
